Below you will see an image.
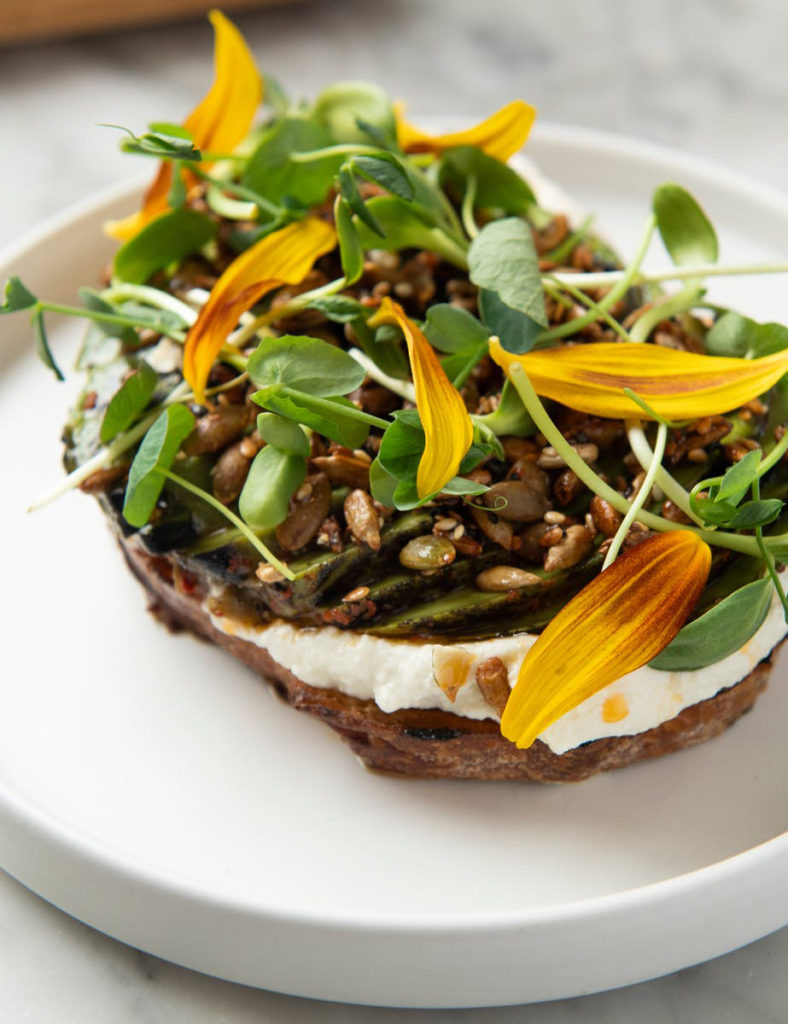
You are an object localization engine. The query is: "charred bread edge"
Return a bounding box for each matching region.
[122,539,776,783]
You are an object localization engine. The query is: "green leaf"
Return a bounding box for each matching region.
[423,305,489,387]
[100,362,158,443]
[78,287,137,344]
[167,163,188,209]
[468,218,547,326]
[478,287,543,354]
[377,411,487,509]
[31,309,64,381]
[351,154,414,201]
[247,335,365,396]
[308,294,366,322]
[440,146,536,214]
[652,183,718,266]
[312,81,396,145]
[377,409,425,483]
[353,316,410,380]
[692,496,738,525]
[256,411,310,456]
[339,165,383,237]
[253,386,370,448]
[727,498,784,529]
[105,123,201,161]
[335,197,365,284]
[238,444,306,530]
[423,303,489,354]
[122,404,195,527]
[369,456,398,507]
[353,196,469,268]
[474,380,535,437]
[0,276,37,313]
[716,449,762,505]
[706,311,788,360]
[650,577,772,671]
[441,346,487,388]
[242,115,339,207]
[148,121,193,140]
[113,208,217,285]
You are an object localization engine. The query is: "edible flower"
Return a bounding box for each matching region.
[395,100,536,162]
[501,531,711,749]
[105,10,262,242]
[183,217,337,402]
[368,297,474,497]
[490,338,788,421]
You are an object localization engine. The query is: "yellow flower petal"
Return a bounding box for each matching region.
[501,531,711,750]
[395,100,536,162]
[184,10,263,156]
[105,11,262,242]
[490,338,788,420]
[368,297,473,497]
[183,217,337,402]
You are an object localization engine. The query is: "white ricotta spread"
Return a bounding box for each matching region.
[206,576,787,755]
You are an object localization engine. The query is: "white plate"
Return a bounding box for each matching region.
[2,125,788,1010]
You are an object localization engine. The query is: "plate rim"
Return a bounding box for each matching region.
[3,122,788,1004]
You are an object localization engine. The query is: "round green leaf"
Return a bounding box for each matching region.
[238,444,306,530]
[652,183,719,267]
[650,577,773,671]
[247,335,365,397]
[312,81,396,145]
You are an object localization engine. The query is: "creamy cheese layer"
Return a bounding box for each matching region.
[206,579,786,754]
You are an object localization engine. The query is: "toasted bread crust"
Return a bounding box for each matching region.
[123,540,774,782]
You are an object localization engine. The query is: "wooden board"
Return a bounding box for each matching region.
[0,0,291,44]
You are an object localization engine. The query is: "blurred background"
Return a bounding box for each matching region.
[1,0,785,250]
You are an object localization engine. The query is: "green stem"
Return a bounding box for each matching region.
[548,260,788,291]
[538,214,656,342]
[757,428,788,476]
[277,386,391,431]
[101,284,198,324]
[603,422,668,568]
[205,185,258,222]
[39,301,186,341]
[228,276,350,349]
[461,175,479,240]
[290,144,382,163]
[191,167,283,217]
[628,284,701,343]
[753,474,788,621]
[505,362,762,556]
[348,347,416,403]
[544,275,632,343]
[542,214,595,265]
[627,421,703,524]
[160,470,294,580]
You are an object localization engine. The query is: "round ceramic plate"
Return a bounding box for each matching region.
[2,125,788,1010]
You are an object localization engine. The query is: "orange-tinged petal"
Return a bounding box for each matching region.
[501,531,711,749]
[183,217,336,402]
[490,338,788,421]
[105,11,262,242]
[184,10,263,156]
[368,297,473,497]
[396,100,536,162]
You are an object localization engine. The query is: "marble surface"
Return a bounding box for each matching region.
[2,0,788,1018]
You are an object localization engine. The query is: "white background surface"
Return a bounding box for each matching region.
[3,0,788,1020]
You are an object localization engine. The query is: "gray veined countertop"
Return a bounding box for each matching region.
[2,0,788,1019]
